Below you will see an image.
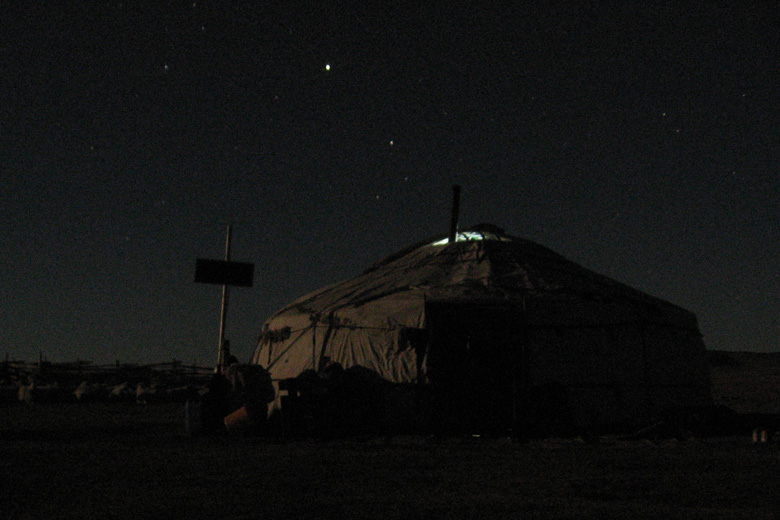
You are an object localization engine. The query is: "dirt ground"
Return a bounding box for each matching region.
[2,402,779,520]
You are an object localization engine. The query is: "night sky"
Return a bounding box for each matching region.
[2,2,778,365]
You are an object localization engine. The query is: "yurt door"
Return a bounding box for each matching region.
[425,301,528,435]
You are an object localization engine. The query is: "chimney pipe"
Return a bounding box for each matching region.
[448,185,461,243]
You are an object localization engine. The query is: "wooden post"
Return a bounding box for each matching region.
[216,225,232,371]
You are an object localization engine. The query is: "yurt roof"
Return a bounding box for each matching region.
[264,224,696,329]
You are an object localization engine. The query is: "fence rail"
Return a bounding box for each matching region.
[2,359,214,387]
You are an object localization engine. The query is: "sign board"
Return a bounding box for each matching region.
[195,259,255,287]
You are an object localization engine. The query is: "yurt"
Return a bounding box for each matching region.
[253,224,712,434]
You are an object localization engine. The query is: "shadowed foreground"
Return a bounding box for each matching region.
[2,403,779,520]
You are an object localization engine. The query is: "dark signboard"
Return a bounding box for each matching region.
[195,259,254,287]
